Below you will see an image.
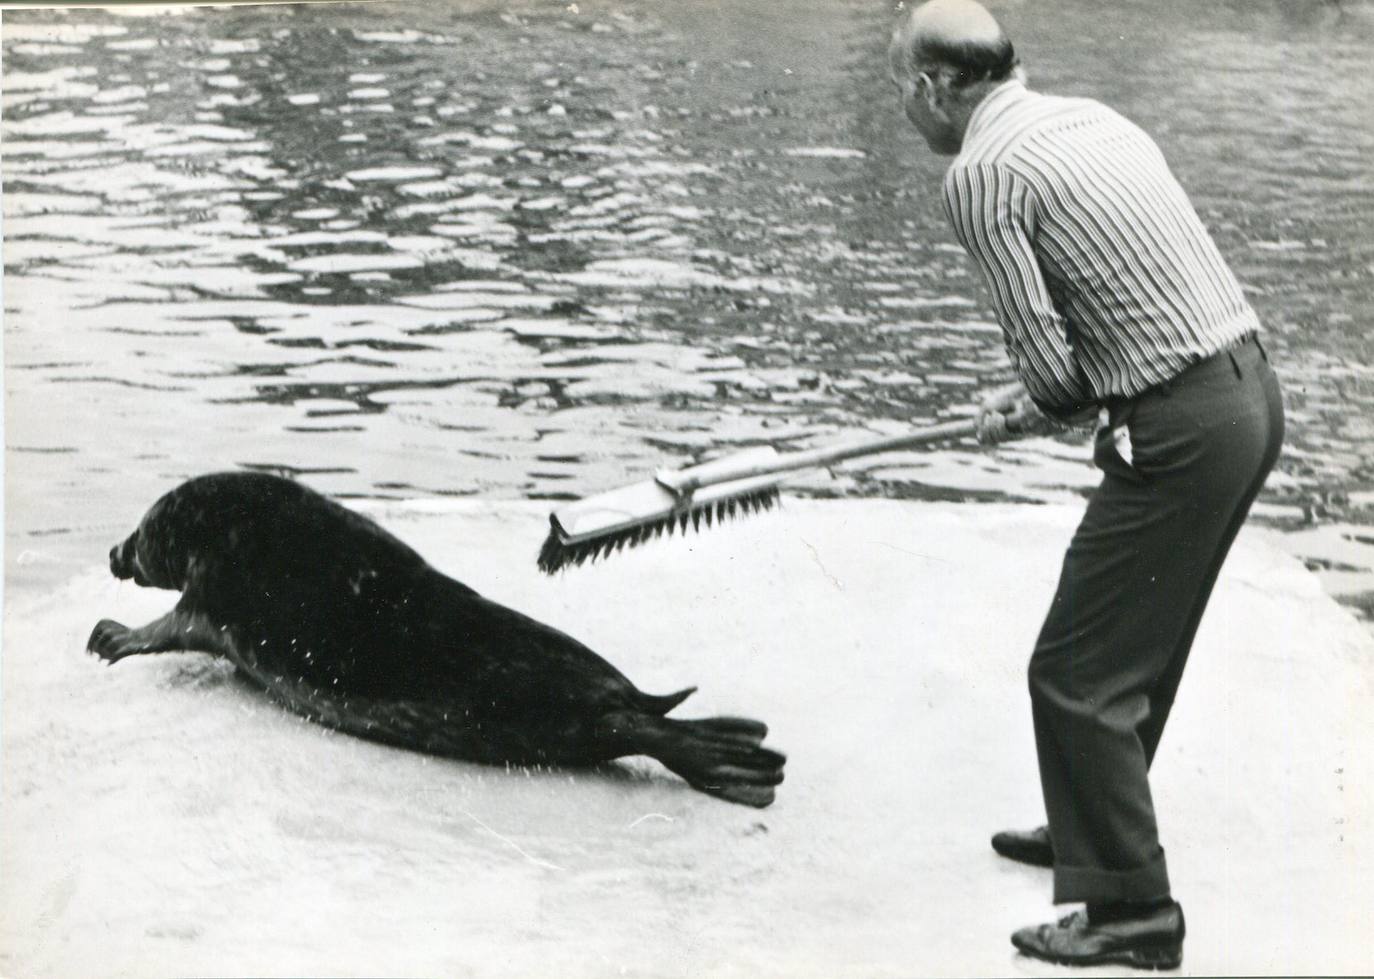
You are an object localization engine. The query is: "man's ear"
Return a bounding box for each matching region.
[920,70,954,120]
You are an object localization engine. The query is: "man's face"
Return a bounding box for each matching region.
[890,60,961,156]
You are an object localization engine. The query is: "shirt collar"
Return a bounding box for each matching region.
[960,79,1031,154]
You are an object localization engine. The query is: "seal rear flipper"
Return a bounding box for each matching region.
[636,685,696,715]
[684,779,778,809]
[679,716,768,745]
[605,713,786,809]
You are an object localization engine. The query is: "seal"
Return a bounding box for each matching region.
[87,472,785,807]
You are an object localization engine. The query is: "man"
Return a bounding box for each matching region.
[888,0,1285,969]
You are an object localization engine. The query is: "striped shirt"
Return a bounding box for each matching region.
[942,80,1259,415]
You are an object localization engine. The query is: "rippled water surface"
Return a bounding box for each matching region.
[4,0,1373,615]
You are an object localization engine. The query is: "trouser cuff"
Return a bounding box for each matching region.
[1053,849,1170,904]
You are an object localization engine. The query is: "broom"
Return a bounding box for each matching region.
[538,413,1018,573]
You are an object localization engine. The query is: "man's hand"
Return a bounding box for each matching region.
[975,381,1066,445]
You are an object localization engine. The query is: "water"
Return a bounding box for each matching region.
[4,0,1373,620]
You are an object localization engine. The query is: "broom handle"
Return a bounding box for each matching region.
[664,418,981,494]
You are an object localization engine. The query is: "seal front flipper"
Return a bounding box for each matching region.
[87,607,232,664]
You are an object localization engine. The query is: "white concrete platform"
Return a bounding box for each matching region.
[3,499,1370,977]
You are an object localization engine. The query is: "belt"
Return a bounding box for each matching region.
[1103,333,1267,417]
[1104,336,1264,409]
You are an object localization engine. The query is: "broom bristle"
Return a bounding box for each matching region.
[537,486,780,574]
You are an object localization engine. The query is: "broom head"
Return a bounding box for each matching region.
[538,447,783,574]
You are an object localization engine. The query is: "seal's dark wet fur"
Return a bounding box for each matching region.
[89,472,785,807]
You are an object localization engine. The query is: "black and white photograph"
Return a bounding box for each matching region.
[2,0,1371,975]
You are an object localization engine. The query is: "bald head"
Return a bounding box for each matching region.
[889,0,1017,90]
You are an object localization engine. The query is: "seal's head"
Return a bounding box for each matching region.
[108,490,198,591]
[106,473,264,592]
[104,471,362,597]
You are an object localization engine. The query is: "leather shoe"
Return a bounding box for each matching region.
[991,825,1053,867]
[1011,902,1185,970]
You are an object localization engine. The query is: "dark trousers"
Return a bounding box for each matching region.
[1030,336,1284,904]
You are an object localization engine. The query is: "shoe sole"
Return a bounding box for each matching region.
[1013,942,1182,971]
[990,843,1054,868]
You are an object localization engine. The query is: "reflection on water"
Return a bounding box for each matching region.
[3,0,1373,618]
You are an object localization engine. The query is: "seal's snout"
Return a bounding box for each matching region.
[109,538,136,580]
